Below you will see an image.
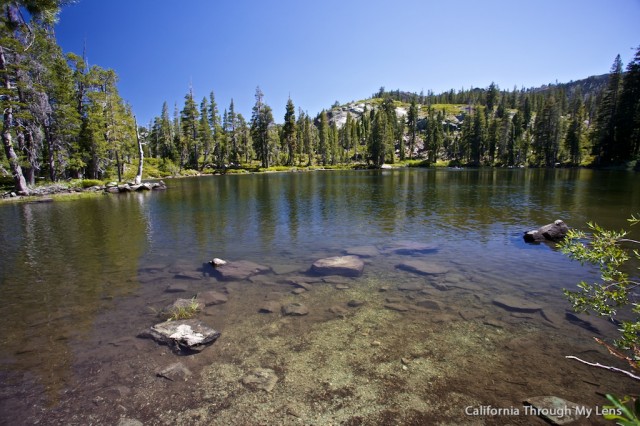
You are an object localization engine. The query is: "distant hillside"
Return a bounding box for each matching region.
[534,74,608,97]
[323,73,610,129]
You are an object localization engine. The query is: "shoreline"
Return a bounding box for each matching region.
[1,162,636,205]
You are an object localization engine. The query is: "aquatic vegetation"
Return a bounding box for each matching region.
[166,298,202,321]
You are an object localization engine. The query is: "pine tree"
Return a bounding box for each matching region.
[407,98,419,159]
[172,103,182,171]
[510,111,524,165]
[208,91,223,167]
[317,110,329,165]
[565,96,585,165]
[533,95,562,166]
[198,97,213,170]
[158,101,174,160]
[282,98,296,165]
[236,113,252,164]
[329,121,339,165]
[486,82,499,117]
[616,46,640,160]
[593,54,623,164]
[470,108,487,165]
[369,108,393,166]
[250,87,274,168]
[227,99,238,165]
[341,111,352,163]
[180,88,199,169]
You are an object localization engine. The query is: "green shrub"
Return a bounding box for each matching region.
[80,179,104,188]
[180,169,200,176]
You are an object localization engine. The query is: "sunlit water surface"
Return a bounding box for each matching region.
[0,168,638,424]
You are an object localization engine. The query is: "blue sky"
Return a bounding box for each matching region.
[55,0,640,126]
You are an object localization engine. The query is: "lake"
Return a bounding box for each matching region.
[0,168,638,425]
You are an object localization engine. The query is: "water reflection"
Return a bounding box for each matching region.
[0,196,149,401]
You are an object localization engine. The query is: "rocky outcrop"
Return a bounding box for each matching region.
[310,255,364,277]
[209,259,271,281]
[524,220,568,243]
[139,319,220,353]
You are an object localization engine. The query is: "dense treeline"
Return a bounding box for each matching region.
[1,1,137,194]
[144,49,639,171]
[2,1,640,195]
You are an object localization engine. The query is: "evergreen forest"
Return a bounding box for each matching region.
[2,1,640,195]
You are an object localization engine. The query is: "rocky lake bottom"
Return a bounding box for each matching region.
[1,239,637,426]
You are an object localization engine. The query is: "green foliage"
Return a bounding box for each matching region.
[165,298,201,321]
[558,216,640,367]
[603,394,640,425]
[79,179,103,188]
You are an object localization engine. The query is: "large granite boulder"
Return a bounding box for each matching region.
[524,220,568,243]
[209,259,271,281]
[310,255,364,277]
[139,319,220,353]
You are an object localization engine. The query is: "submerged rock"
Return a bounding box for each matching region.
[139,319,220,353]
[210,260,271,281]
[165,282,190,293]
[524,220,569,243]
[241,368,279,392]
[196,290,228,306]
[416,299,441,310]
[384,241,438,255]
[311,255,364,277]
[523,396,584,425]
[492,295,542,313]
[157,362,192,381]
[396,260,450,276]
[398,282,424,291]
[282,302,309,316]
[384,303,411,312]
[259,301,281,313]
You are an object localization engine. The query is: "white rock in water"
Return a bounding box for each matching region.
[139,319,221,352]
[210,258,227,267]
[169,324,205,346]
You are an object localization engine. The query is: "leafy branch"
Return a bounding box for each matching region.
[558,215,640,374]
